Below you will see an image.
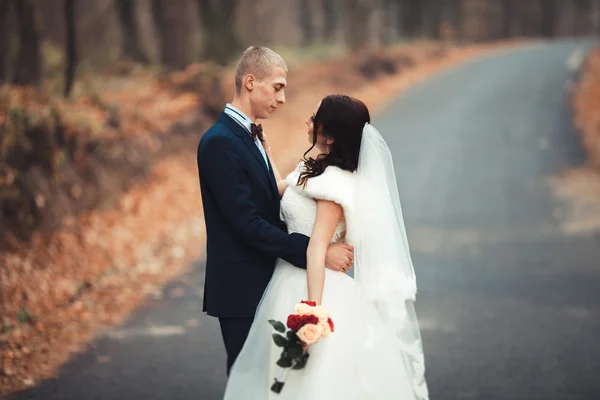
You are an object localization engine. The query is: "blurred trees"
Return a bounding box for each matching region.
[1,0,600,92]
[540,0,556,38]
[151,0,191,70]
[345,0,374,51]
[197,0,241,65]
[12,0,43,87]
[322,0,338,41]
[298,0,314,46]
[0,0,11,83]
[116,0,151,63]
[64,0,77,96]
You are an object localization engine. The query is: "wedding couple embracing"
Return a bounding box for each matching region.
[197,46,429,399]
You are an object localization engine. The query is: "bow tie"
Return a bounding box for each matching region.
[251,123,264,142]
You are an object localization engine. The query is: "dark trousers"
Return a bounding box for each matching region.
[218,317,254,375]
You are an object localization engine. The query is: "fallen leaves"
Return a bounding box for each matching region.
[573,45,600,170]
[0,158,207,395]
[1,60,225,242]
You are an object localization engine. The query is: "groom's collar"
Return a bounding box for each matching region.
[224,103,253,135]
[218,111,251,139]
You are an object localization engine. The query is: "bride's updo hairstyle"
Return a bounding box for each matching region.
[298,94,370,186]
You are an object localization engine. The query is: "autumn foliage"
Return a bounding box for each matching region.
[573,46,600,171]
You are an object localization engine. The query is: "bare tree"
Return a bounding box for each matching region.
[298,0,314,46]
[197,0,240,65]
[443,0,463,41]
[380,0,395,45]
[12,0,43,87]
[345,0,374,52]
[540,0,556,37]
[322,0,337,41]
[399,0,423,38]
[64,0,77,97]
[572,0,596,35]
[423,0,442,39]
[593,0,600,35]
[500,0,513,38]
[0,0,12,83]
[152,0,190,70]
[116,0,150,63]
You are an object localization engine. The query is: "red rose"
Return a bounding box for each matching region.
[302,314,319,325]
[287,314,303,331]
[327,317,335,333]
[301,300,317,307]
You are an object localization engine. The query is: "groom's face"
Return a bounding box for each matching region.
[250,66,287,120]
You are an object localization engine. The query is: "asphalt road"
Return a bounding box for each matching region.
[10,40,600,400]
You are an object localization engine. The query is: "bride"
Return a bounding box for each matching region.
[223,94,429,399]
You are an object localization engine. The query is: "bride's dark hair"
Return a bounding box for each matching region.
[297,94,370,186]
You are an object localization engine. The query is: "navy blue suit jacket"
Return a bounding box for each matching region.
[197,112,309,318]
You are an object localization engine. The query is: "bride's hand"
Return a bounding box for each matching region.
[261,130,272,153]
[325,243,354,273]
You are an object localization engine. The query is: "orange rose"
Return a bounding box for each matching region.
[318,320,332,337]
[296,324,323,345]
[311,305,329,322]
[295,302,313,316]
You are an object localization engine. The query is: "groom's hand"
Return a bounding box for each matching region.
[325,244,354,272]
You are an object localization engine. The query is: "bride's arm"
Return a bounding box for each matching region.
[262,134,287,197]
[265,147,287,197]
[307,200,344,305]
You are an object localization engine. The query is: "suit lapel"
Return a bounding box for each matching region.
[218,113,279,199]
[264,153,279,197]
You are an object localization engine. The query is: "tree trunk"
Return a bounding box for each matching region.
[540,0,555,37]
[379,0,394,45]
[395,0,405,37]
[514,1,532,36]
[402,0,422,38]
[345,0,373,52]
[12,0,43,87]
[116,0,150,63]
[152,0,190,70]
[594,0,600,36]
[0,0,12,83]
[439,0,462,41]
[424,0,442,39]
[573,0,595,35]
[501,0,512,38]
[64,0,77,97]
[322,0,337,41]
[197,0,240,65]
[298,0,313,46]
[454,0,464,41]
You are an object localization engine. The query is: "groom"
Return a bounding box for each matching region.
[197,46,354,374]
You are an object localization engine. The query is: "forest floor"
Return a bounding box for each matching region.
[573,44,600,171]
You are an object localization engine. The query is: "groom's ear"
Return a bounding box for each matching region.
[244,74,256,92]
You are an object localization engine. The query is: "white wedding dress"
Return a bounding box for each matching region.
[224,125,428,399]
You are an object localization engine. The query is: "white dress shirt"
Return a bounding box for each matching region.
[224,104,269,170]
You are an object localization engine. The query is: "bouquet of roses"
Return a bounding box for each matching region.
[268,300,335,394]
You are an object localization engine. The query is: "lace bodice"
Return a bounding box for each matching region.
[281,162,355,244]
[281,185,347,243]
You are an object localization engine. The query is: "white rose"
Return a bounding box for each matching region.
[296,324,323,345]
[295,302,313,316]
[318,321,331,338]
[311,305,329,322]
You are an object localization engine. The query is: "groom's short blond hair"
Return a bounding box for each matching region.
[234,46,288,94]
